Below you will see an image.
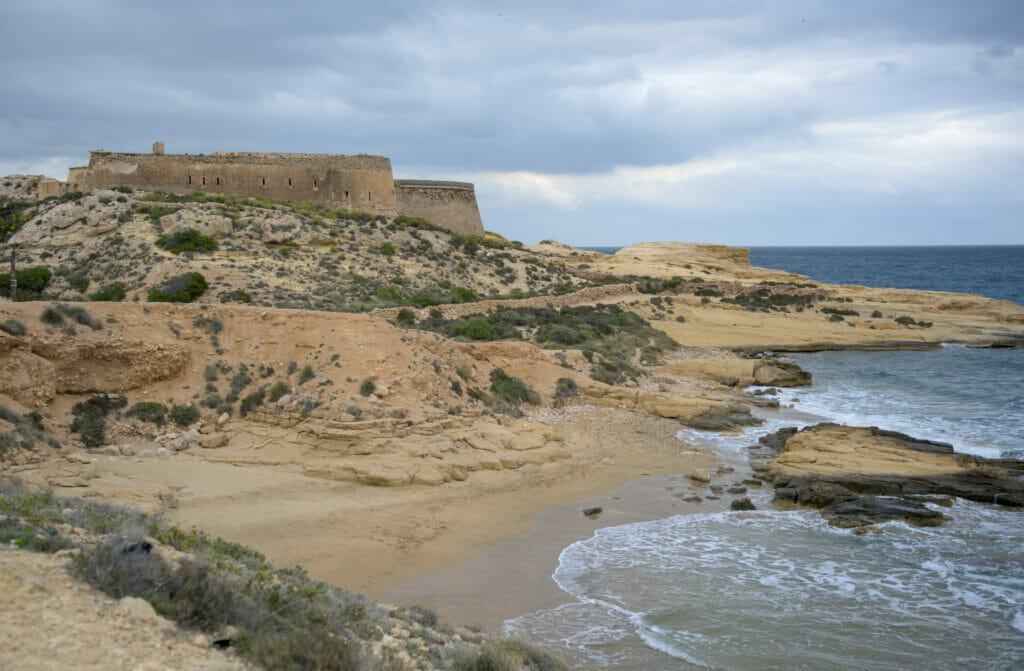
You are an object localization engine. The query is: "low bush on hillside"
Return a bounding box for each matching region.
[895,315,933,328]
[147,272,208,303]
[410,304,675,384]
[0,483,569,671]
[450,286,477,303]
[88,282,126,302]
[239,388,265,416]
[55,304,102,330]
[359,378,376,397]
[0,318,26,336]
[489,368,540,406]
[155,228,218,254]
[0,266,52,299]
[821,307,859,317]
[553,377,579,407]
[220,289,252,303]
[40,306,64,325]
[168,403,199,428]
[0,405,55,457]
[70,395,127,448]
[125,402,168,426]
[266,380,290,403]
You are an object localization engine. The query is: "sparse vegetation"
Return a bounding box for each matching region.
[0,318,27,336]
[489,368,540,406]
[0,266,52,299]
[88,282,126,301]
[147,272,208,303]
[70,395,127,448]
[267,380,291,402]
[167,403,200,428]
[155,229,218,256]
[410,304,675,383]
[0,483,565,671]
[553,377,579,407]
[895,315,933,328]
[125,402,168,426]
[0,405,55,457]
[239,387,266,416]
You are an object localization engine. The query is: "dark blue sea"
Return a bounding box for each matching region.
[580,245,1024,306]
[748,246,1024,306]
[511,245,1024,670]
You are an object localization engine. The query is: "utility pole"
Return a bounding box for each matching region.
[8,246,15,301]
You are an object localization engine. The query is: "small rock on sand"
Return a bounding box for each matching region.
[689,469,712,483]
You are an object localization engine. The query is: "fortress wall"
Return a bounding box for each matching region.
[394,180,484,236]
[66,167,88,193]
[86,152,398,213]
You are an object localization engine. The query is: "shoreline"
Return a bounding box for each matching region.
[380,413,768,633]
[138,406,722,596]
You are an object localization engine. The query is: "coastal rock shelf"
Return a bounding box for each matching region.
[751,423,1024,528]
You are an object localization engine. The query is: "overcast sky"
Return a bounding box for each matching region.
[2,1,1022,245]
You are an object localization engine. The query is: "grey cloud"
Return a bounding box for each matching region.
[1,1,1021,244]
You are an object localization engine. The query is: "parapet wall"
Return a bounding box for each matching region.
[394,180,484,236]
[62,146,485,235]
[86,151,398,214]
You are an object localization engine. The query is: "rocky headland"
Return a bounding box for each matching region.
[2,177,1023,669]
[750,423,1024,529]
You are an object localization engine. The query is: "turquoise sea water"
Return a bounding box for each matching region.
[509,246,1024,670]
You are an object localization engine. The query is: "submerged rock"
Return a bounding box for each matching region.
[730,497,756,511]
[824,496,946,528]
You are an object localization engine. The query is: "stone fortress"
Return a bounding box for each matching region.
[43,142,484,235]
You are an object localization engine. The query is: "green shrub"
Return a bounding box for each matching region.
[147,272,208,303]
[239,388,266,416]
[0,266,52,298]
[379,242,396,256]
[226,365,252,402]
[70,395,126,447]
[553,377,579,407]
[297,364,315,385]
[395,308,416,326]
[489,368,539,406]
[222,289,252,303]
[452,319,494,340]
[453,640,567,671]
[392,214,441,231]
[0,319,26,336]
[125,402,168,426]
[89,282,126,302]
[451,286,477,303]
[895,315,932,328]
[168,404,199,428]
[359,378,376,397]
[590,358,638,385]
[266,380,290,403]
[66,270,90,293]
[821,307,859,317]
[51,304,102,330]
[406,291,438,308]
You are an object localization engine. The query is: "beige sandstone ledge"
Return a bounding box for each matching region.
[8,406,715,596]
[2,239,1022,603]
